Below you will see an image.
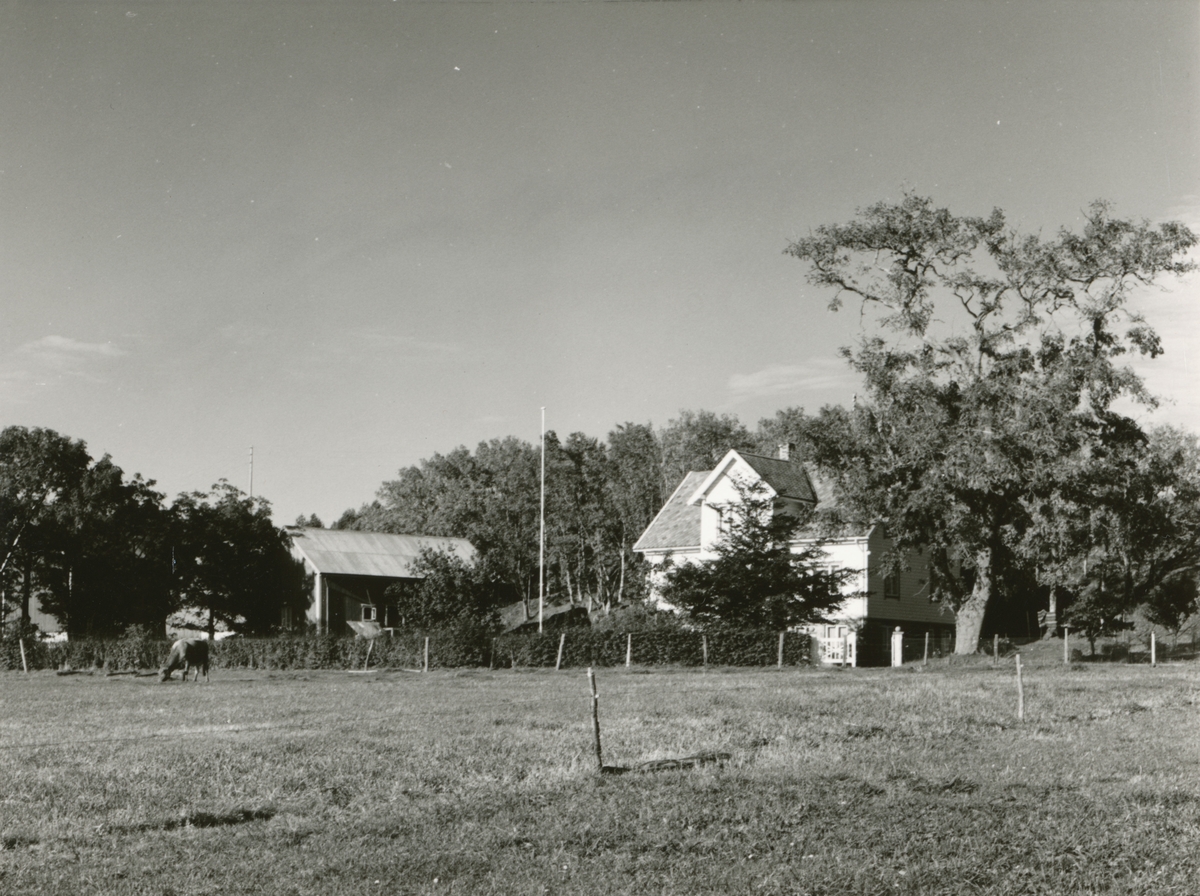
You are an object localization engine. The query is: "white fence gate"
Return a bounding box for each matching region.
[816,625,857,667]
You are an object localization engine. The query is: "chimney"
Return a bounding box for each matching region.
[778,442,796,461]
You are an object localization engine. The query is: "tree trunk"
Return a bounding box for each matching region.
[616,549,625,608]
[21,556,32,623]
[953,549,992,655]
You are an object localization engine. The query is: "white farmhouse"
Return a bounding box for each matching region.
[633,447,955,666]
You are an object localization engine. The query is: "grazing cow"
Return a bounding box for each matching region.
[160,638,210,682]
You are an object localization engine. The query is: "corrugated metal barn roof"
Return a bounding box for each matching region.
[288,527,476,578]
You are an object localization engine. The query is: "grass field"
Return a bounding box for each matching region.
[1,647,1198,895]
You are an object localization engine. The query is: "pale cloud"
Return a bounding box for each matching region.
[1123,197,1200,433]
[343,328,462,355]
[17,335,125,365]
[0,336,125,405]
[1127,271,1200,435]
[726,360,856,400]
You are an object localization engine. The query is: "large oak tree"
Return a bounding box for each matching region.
[785,196,1196,653]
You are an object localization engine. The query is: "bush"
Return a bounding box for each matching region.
[107,625,163,671]
[0,621,50,671]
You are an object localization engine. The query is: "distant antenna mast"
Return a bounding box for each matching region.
[248,446,254,499]
[539,407,545,633]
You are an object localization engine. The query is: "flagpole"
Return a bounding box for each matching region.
[539,407,545,633]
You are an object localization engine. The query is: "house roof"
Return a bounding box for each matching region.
[737,452,819,503]
[634,451,844,554]
[631,471,707,552]
[686,450,819,508]
[287,527,475,578]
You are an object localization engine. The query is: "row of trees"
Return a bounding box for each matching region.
[338,196,1199,652]
[0,426,307,638]
[330,409,828,627]
[6,196,1195,651]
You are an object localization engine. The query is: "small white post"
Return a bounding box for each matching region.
[19,637,28,674]
[702,634,708,667]
[777,631,785,669]
[625,632,632,668]
[891,627,904,667]
[423,636,429,673]
[993,634,999,667]
[555,632,566,671]
[1064,626,1070,665]
[1150,632,1156,667]
[923,631,930,665]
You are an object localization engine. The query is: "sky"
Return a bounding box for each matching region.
[1,1,1197,526]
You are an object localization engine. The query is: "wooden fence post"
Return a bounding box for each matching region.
[423,636,429,673]
[588,668,603,772]
[555,632,566,671]
[625,633,632,668]
[19,637,28,674]
[1150,632,1156,667]
[923,631,930,665]
[1064,626,1070,665]
[992,634,999,666]
[702,634,708,668]
[1016,653,1024,722]
[777,632,785,669]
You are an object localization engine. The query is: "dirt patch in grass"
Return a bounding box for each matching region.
[97,806,277,835]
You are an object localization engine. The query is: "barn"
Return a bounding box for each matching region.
[287,527,476,635]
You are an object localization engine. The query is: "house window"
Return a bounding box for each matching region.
[361,605,377,622]
[883,573,901,600]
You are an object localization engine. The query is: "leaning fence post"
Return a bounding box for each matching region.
[555,632,566,671]
[625,632,632,669]
[777,631,785,669]
[19,637,28,674]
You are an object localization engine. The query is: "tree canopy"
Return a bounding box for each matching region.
[785,195,1197,652]
[1,426,306,637]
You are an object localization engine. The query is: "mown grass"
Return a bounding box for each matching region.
[1,648,1198,895]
